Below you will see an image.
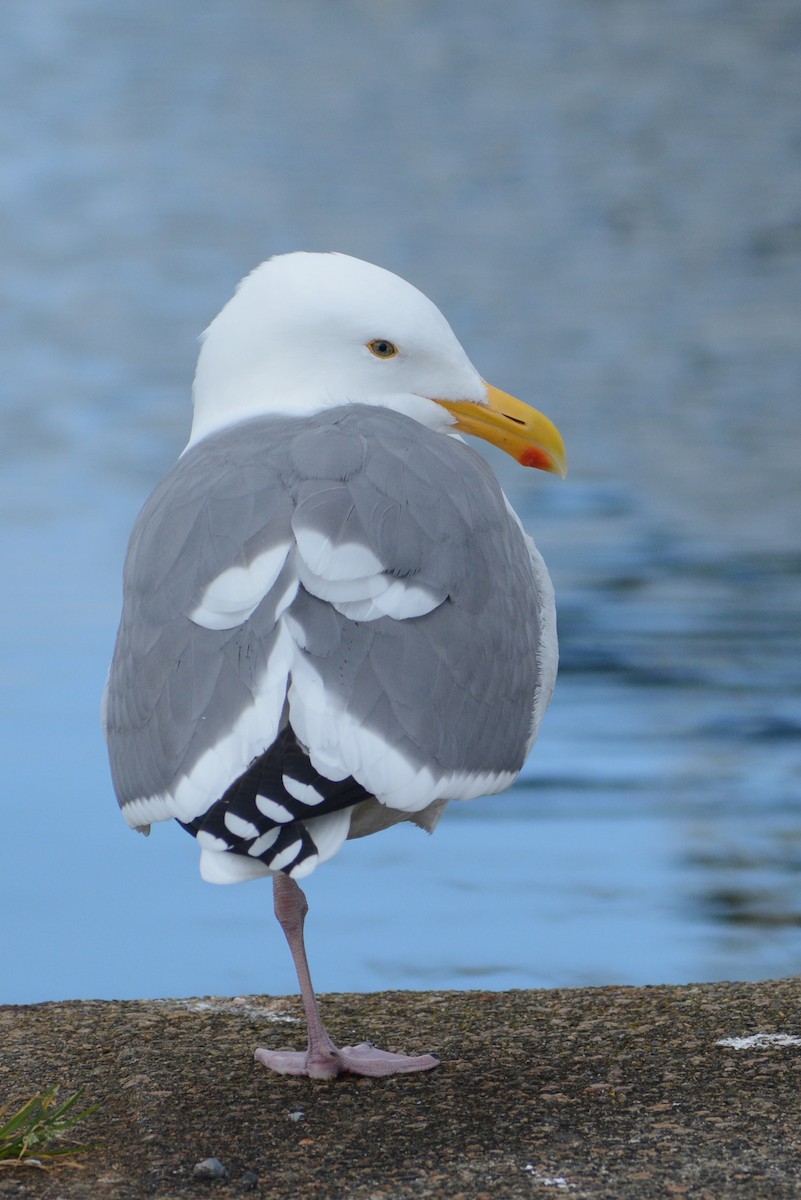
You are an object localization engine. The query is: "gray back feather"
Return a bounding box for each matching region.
[105,406,547,812]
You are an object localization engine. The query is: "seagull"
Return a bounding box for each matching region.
[104,252,566,1079]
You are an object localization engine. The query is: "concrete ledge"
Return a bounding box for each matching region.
[2,979,801,1198]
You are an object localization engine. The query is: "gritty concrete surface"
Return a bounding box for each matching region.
[2,980,801,1199]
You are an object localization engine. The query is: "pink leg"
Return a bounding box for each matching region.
[254,873,440,1080]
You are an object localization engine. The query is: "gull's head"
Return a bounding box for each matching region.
[190,252,566,476]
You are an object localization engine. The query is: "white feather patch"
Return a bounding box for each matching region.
[224,812,260,839]
[248,828,280,856]
[289,855,319,879]
[294,528,384,581]
[295,556,389,604]
[269,840,304,871]
[334,577,442,620]
[282,775,326,806]
[189,543,290,630]
[255,795,294,823]
[295,555,442,622]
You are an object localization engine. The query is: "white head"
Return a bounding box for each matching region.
[189,251,566,476]
[190,252,485,444]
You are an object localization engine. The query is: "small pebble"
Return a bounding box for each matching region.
[288,1108,304,1122]
[193,1157,229,1180]
[241,1169,259,1190]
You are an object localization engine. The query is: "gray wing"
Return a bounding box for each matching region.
[105,405,554,840]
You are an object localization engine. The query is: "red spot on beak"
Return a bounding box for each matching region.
[519,446,553,471]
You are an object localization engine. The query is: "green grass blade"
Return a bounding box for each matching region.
[0,1087,98,1165]
[0,1094,51,1139]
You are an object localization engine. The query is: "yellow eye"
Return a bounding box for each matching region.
[367,339,399,359]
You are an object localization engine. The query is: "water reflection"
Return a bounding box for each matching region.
[2,0,800,1002]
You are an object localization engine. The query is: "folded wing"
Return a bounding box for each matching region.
[104,406,555,877]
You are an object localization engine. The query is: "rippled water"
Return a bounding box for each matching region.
[2,0,800,1004]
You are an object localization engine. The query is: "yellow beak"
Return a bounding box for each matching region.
[436,384,567,477]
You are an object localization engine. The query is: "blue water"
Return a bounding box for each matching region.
[2,0,801,1005]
